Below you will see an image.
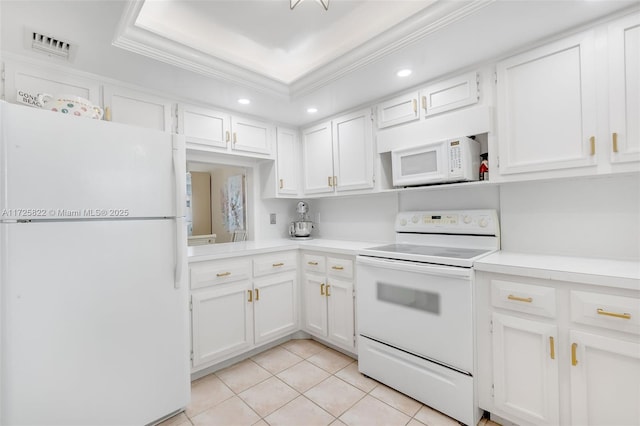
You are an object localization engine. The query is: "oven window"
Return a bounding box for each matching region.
[377,282,440,314]
[400,151,438,176]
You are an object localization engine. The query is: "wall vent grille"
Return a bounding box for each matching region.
[30,32,71,59]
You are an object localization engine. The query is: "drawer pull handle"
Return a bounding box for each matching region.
[421,96,427,111]
[571,343,578,366]
[549,336,555,360]
[320,283,325,296]
[412,99,417,114]
[248,290,253,303]
[308,261,319,266]
[331,266,345,270]
[255,289,260,301]
[612,132,619,153]
[279,179,284,189]
[507,294,533,303]
[233,132,237,144]
[225,131,230,143]
[326,285,331,296]
[216,272,231,277]
[597,308,631,320]
[589,136,596,156]
[272,262,284,267]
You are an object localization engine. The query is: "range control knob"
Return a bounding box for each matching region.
[479,218,489,228]
[463,215,472,224]
[412,215,420,224]
[400,218,407,226]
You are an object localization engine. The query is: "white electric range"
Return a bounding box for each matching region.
[356,210,500,426]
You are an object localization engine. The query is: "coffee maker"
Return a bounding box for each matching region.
[289,201,314,239]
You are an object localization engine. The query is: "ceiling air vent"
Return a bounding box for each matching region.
[29,31,72,60]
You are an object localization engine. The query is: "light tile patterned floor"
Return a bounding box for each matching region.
[160,339,499,426]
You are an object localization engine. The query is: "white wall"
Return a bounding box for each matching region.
[399,184,499,212]
[500,174,640,261]
[309,192,399,243]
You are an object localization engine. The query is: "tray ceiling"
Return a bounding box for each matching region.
[113,0,492,99]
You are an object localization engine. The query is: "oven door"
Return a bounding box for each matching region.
[391,142,447,186]
[356,255,473,373]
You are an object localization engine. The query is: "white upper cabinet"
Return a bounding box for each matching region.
[421,71,479,117]
[302,121,334,194]
[231,116,273,155]
[608,13,640,165]
[103,84,174,132]
[4,60,101,108]
[331,109,375,192]
[496,31,598,177]
[275,127,300,196]
[302,109,374,196]
[376,91,420,129]
[177,104,229,149]
[178,103,274,157]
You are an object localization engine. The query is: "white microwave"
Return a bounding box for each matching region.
[391,137,480,187]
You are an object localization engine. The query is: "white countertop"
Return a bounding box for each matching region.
[475,251,640,291]
[187,238,383,262]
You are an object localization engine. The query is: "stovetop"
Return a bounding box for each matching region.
[365,243,493,260]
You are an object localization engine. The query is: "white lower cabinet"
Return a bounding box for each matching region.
[477,271,640,426]
[302,253,356,352]
[492,313,559,425]
[189,251,298,371]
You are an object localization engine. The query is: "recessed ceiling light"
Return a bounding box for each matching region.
[307,107,318,113]
[396,69,412,77]
[238,98,251,105]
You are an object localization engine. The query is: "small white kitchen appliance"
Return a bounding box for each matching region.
[289,201,314,239]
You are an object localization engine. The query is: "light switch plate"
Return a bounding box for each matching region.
[269,213,276,224]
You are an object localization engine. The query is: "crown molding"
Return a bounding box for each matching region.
[112,0,495,101]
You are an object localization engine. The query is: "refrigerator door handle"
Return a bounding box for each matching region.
[172,135,187,218]
[175,217,186,289]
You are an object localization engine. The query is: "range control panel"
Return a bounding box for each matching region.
[395,210,499,236]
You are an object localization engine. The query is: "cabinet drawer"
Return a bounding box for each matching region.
[253,251,297,277]
[491,280,556,318]
[570,291,640,335]
[303,254,325,273]
[327,257,354,279]
[190,258,252,289]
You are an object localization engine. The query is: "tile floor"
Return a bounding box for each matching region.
[160,339,499,426]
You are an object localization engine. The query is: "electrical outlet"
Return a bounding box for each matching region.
[269,213,276,225]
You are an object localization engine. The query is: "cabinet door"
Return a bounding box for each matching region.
[496,31,597,177]
[302,121,334,194]
[570,330,640,426]
[276,127,299,195]
[332,109,374,192]
[421,71,479,117]
[492,313,559,425]
[609,13,640,165]
[191,281,253,368]
[376,91,420,129]
[103,85,173,132]
[231,116,273,156]
[326,277,355,351]
[5,60,101,108]
[253,272,298,345]
[178,104,230,150]
[302,272,328,336]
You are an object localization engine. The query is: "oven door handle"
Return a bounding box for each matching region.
[356,255,473,279]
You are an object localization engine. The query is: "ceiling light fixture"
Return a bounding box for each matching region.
[238,98,251,105]
[307,107,318,113]
[290,0,329,11]
[396,69,412,77]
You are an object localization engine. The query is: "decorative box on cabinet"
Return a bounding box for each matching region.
[301,108,374,196]
[178,103,273,157]
[476,269,640,426]
[301,253,356,352]
[189,251,298,371]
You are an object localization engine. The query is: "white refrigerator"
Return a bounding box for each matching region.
[0,101,190,425]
